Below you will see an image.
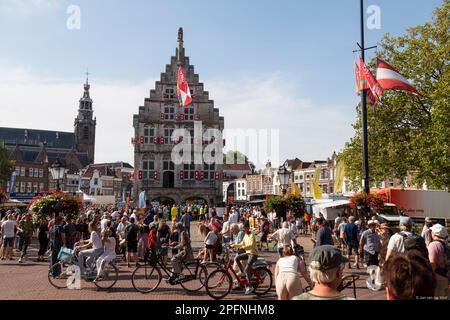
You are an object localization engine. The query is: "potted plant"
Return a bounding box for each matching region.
[30,192,82,223]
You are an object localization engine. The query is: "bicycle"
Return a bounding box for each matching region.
[48,243,119,291]
[204,244,273,300]
[131,247,216,293]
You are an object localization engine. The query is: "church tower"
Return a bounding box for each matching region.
[74,75,96,164]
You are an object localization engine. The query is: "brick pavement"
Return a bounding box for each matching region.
[0,223,385,300]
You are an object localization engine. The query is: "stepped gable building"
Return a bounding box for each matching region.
[133,28,224,206]
[0,78,96,200]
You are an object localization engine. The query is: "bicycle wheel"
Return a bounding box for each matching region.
[131,264,162,293]
[180,262,207,292]
[205,269,232,300]
[93,262,119,290]
[48,262,79,289]
[252,267,273,296]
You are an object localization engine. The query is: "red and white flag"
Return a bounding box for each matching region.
[358,58,384,108]
[360,57,384,101]
[376,58,420,95]
[177,66,192,107]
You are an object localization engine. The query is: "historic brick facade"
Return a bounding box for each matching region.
[133,28,224,206]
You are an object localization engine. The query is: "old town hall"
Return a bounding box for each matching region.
[133,28,224,206]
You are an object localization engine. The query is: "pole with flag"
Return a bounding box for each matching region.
[360,0,370,195]
[176,27,192,108]
[9,171,16,194]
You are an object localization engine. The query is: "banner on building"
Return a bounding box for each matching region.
[138,191,146,208]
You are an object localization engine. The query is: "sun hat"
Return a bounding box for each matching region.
[430,224,448,238]
[308,245,348,271]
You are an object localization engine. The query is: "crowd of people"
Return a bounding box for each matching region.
[0,203,448,300]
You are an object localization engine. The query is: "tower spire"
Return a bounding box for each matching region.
[177,27,184,66]
[85,68,89,86]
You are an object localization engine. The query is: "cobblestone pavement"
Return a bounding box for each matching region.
[0,223,385,300]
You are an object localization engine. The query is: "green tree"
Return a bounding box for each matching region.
[223,150,256,173]
[0,143,15,184]
[340,1,449,190]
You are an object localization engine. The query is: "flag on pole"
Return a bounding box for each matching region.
[360,58,384,100]
[356,58,384,108]
[312,168,323,200]
[290,181,301,196]
[138,191,146,208]
[354,62,364,93]
[177,66,192,107]
[333,162,345,194]
[376,58,420,95]
[9,172,16,194]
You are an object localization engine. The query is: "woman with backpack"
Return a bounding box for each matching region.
[427,224,449,298]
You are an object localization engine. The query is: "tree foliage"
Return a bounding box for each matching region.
[339,1,449,190]
[223,150,256,173]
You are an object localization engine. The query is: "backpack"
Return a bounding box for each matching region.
[263,222,270,233]
[400,232,429,260]
[125,224,138,241]
[435,240,450,282]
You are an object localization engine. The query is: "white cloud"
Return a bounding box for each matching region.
[0,66,153,165]
[0,67,355,169]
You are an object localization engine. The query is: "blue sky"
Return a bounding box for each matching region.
[0,0,443,167]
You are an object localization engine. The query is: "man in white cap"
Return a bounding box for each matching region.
[427,224,449,298]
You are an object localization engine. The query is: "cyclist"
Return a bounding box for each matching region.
[76,221,103,276]
[230,220,258,295]
[169,223,193,283]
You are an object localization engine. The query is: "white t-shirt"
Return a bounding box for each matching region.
[103,237,117,256]
[387,231,412,254]
[205,231,218,246]
[222,221,230,236]
[277,255,299,274]
[117,222,128,238]
[2,220,16,238]
[90,231,103,250]
[272,227,296,248]
[100,219,109,233]
[228,212,238,225]
[130,213,137,221]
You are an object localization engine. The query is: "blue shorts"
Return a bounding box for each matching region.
[3,237,14,247]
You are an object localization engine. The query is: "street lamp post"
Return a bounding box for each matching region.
[278,165,291,195]
[50,158,66,192]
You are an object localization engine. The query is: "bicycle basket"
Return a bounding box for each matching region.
[144,249,158,266]
[57,247,74,264]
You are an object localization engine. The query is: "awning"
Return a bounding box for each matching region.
[313,200,350,220]
[313,200,350,209]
